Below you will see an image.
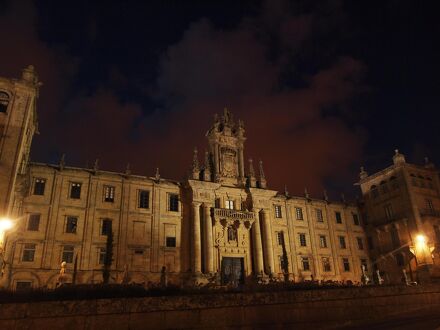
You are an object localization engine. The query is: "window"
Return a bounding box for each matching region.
[295,207,303,220]
[277,232,284,246]
[371,185,379,198]
[390,176,398,189]
[62,245,74,263]
[360,258,368,271]
[33,178,46,195]
[301,257,310,271]
[426,199,434,212]
[225,200,234,210]
[427,177,434,189]
[99,248,106,264]
[335,211,342,224]
[384,204,394,220]
[390,227,400,248]
[410,174,418,186]
[299,233,307,247]
[367,236,374,250]
[27,214,40,231]
[101,219,112,236]
[380,181,388,194]
[395,254,404,267]
[227,226,237,242]
[166,237,176,247]
[274,205,282,218]
[104,185,115,202]
[322,257,331,272]
[65,216,78,234]
[339,236,346,249]
[316,209,323,222]
[342,258,350,272]
[214,198,221,208]
[319,235,327,248]
[134,249,144,255]
[22,244,36,262]
[15,281,32,290]
[138,190,150,209]
[0,91,9,113]
[169,194,179,212]
[419,175,425,188]
[356,237,364,250]
[352,213,360,226]
[70,182,82,199]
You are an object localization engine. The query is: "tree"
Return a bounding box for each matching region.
[280,231,289,282]
[102,230,114,284]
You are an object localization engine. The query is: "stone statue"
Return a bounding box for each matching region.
[402,269,410,285]
[57,261,68,287]
[376,270,384,285]
[121,264,130,284]
[361,265,369,285]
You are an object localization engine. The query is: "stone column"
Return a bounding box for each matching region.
[203,204,214,273]
[252,212,264,274]
[192,202,202,273]
[261,209,275,274]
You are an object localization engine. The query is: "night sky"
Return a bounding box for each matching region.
[1,0,439,199]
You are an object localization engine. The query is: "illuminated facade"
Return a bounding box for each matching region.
[0,67,437,289]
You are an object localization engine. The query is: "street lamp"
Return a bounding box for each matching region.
[0,217,13,247]
[410,233,435,283]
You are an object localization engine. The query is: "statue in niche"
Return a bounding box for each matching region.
[227,226,237,242]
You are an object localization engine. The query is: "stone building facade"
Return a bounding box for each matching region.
[0,67,438,289]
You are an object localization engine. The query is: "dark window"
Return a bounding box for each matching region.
[316,209,323,222]
[103,185,115,202]
[134,249,144,255]
[277,232,284,245]
[339,236,346,249]
[384,204,394,220]
[274,205,282,218]
[99,248,106,264]
[66,216,78,234]
[227,226,237,242]
[371,185,379,198]
[319,235,327,248]
[62,245,74,263]
[214,198,221,208]
[166,237,176,247]
[299,233,307,247]
[343,258,350,272]
[138,190,150,209]
[322,257,331,272]
[33,178,46,195]
[335,211,342,224]
[367,236,374,250]
[27,214,40,231]
[15,281,32,290]
[0,91,9,113]
[295,207,303,220]
[390,227,400,248]
[357,237,364,250]
[22,244,36,262]
[352,213,360,226]
[70,182,82,199]
[101,219,112,236]
[390,176,398,189]
[169,194,179,212]
[426,199,434,212]
[302,257,310,271]
[395,253,405,267]
[380,181,388,193]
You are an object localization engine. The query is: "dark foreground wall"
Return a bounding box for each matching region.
[1,285,440,329]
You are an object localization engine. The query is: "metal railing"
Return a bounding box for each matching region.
[213,208,255,220]
[419,208,440,218]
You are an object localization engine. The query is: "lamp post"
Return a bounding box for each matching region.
[409,234,435,284]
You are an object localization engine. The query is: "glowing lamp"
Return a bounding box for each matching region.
[416,234,426,245]
[0,218,13,231]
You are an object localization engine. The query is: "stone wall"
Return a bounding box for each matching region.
[1,284,440,329]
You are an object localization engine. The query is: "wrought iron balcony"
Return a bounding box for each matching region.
[420,208,440,218]
[213,208,255,220]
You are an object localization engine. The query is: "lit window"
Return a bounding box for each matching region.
[339,236,346,249]
[138,190,150,209]
[104,185,115,202]
[166,237,176,247]
[66,216,78,234]
[319,235,327,248]
[169,194,179,212]
[352,213,360,226]
[98,248,106,264]
[225,200,234,210]
[22,244,36,262]
[299,233,307,247]
[277,232,284,245]
[33,178,46,195]
[70,182,82,199]
[101,219,112,236]
[62,245,74,263]
[27,214,40,231]
[322,257,331,272]
[316,209,323,222]
[0,91,9,113]
[274,205,282,218]
[335,211,342,224]
[356,237,364,250]
[301,257,310,271]
[343,258,350,272]
[295,207,303,220]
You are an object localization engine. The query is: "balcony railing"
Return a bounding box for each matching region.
[213,208,255,220]
[420,208,440,218]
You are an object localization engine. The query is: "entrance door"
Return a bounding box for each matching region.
[221,257,244,285]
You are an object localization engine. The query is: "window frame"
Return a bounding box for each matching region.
[33,178,46,196]
[338,236,346,249]
[274,205,282,218]
[299,233,307,247]
[166,236,176,247]
[301,257,310,271]
[335,211,342,224]
[295,207,303,220]
[70,182,82,199]
[22,244,36,262]
[138,190,150,209]
[316,208,323,222]
[27,214,40,231]
[356,237,364,250]
[101,218,112,236]
[319,235,327,248]
[168,193,179,212]
[103,185,115,203]
[65,216,78,234]
[62,245,74,263]
[342,258,350,272]
[322,257,331,272]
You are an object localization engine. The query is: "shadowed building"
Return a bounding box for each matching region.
[0,67,437,289]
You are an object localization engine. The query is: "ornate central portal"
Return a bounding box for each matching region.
[221,257,244,285]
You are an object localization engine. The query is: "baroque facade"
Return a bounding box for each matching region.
[0,67,438,290]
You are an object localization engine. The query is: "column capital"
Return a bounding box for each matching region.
[192,201,202,208]
[202,202,212,209]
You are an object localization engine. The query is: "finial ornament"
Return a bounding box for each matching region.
[359,166,368,180]
[304,188,310,199]
[155,167,160,181]
[259,160,265,179]
[341,193,346,204]
[192,147,199,171]
[323,189,329,203]
[284,185,289,197]
[93,159,99,174]
[203,151,211,181]
[392,148,406,165]
[125,163,131,175]
[59,153,66,170]
[248,158,255,177]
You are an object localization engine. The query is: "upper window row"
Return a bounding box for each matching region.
[370,176,399,198]
[0,91,9,113]
[410,173,435,189]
